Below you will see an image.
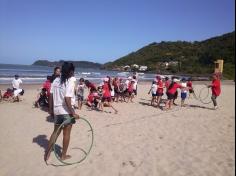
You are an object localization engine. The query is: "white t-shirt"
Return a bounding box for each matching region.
[133,79,137,90]
[151,84,158,94]
[70,76,77,106]
[12,78,22,89]
[50,77,75,115]
[181,82,187,93]
[125,80,130,87]
[77,83,85,96]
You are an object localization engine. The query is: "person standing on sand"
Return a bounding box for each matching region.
[208,73,221,110]
[48,67,61,114]
[164,78,182,110]
[77,78,85,110]
[50,66,61,83]
[45,62,79,162]
[12,74,24,102]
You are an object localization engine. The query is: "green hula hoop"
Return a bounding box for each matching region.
[198,87,212,104]
[53,117,94,166]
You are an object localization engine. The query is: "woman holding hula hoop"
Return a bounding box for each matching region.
[45,62,79,162]
[207,73,221,110]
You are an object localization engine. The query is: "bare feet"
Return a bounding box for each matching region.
[61,155,71,160]
[173,103,178,106]
[44,150,51,162]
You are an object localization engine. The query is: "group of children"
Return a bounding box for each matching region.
[148,73,221,110]
[148,75,195,110]
[75,75,139,113]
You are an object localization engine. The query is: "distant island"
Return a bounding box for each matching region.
[32,60,102,69]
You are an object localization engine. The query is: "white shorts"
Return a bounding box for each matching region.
[14,89,22,97]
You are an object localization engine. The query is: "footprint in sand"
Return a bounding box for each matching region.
[129,161,136,167]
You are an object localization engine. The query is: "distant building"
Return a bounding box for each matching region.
[132,64,139,69]
[139,66,148,71]
[123,65,131,71]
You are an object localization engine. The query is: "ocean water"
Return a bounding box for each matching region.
[0,64,157,84]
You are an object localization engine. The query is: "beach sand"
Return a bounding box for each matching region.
[0,82,235,176]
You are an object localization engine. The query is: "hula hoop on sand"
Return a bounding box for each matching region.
[198,86,212,104]
[52,117,94,166]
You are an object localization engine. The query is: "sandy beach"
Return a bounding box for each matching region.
[0,82,234,176]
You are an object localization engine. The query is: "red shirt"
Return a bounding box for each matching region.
[43,80,51,97]
[211,79,221,96]
[167,83,182,94]
[187,81,193,89]
[165,80,171,89]
[157,80,164,94]
[128,83,134,93]
[87,94,94,103]
[3,92,12,98]
[103,83,111,97]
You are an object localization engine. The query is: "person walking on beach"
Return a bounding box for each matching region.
[45,62,79,162]
[208,73,221,110]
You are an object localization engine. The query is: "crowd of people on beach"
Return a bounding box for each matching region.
[0,62,221,162]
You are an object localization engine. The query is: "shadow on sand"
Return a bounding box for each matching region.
[32,134,62,157]
[188,104,214,110]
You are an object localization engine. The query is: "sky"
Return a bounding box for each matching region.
[0,0,235,65]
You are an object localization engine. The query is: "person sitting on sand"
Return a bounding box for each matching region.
[42,76,52,98]
[34,88,48,108]
[2,88,14,101]
[208,73,221,110]
[85,80,97,93]
[86,89,98,109]
[45,62,79,162]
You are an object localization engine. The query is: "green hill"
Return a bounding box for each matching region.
[32,60,102,69]
[104,31,235,79]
